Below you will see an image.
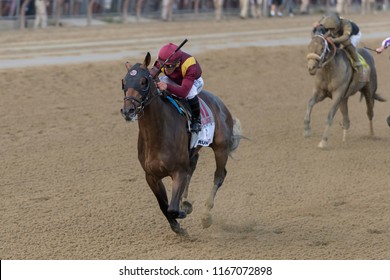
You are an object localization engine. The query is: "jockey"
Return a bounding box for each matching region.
[375,38,390,54]
[151,43,203,133]
[319,14,362,78]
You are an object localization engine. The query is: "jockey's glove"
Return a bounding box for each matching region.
[157,89,169,98]
[328,37,337,44]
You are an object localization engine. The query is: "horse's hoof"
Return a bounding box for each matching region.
[201,213,213,229]
[169,220,188,236]
[177,228,189,237]
[168,209,187,219]
[171,225,188,236]
[177,211,187,219]
[303,129,312,138]
[181,200,193,215]
[169,220,182,234]
[317,140,329,150]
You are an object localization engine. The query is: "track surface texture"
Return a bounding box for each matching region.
[1,13,390,259]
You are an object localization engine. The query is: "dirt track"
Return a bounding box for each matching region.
[1,13,390,260]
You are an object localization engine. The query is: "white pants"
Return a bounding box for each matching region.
[160,76,204,100]
[214,0,224,21]
[350,31,362,48]
[161,0,174,21]
[240,0,249,18]
[34,0,47,29]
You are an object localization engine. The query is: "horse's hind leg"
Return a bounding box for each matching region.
[339,98,350,142]
[202,148,228,229]
[362,86,375,136]
[145,174,186,235]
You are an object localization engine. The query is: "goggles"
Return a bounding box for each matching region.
[158,59,179,69]
[165,64,177,69]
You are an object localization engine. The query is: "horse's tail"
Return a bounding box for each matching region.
[229,117,241,153]
[374,92,386,102]
[359,92,386,103]
[229,117,247,155]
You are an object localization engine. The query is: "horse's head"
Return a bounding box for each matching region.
[306,35,331,75]
[120,52,155,122]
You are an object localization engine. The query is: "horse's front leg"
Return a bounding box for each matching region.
[304,89,325,138]
[318,92,343,149]
[145,174,185,235]
[338,98,350,142]
[168,172,190,220]
[180,153,200,216]
[202,148,228,229]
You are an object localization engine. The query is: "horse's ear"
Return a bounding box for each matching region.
[125,61,132,71]
[144,52,151,68]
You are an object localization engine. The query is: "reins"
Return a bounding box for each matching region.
[307,34,336,68]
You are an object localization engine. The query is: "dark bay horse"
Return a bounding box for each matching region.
[304,33,385,149]
[120,52,242,235]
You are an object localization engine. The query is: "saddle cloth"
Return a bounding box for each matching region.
[345,51,370,82]
[165,95,215,148]
[190,98,215,148]
[358,54,370,82]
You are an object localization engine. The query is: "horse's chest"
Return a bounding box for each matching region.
[139,151,173,175]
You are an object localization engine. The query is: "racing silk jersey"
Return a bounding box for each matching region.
[155,51,202,98]
[332,18,359,44]
[381,37,390,49]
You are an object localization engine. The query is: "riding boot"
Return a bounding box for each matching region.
[188,96,202,133]
[345,44,363,80]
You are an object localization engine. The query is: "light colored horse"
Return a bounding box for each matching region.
[304,34,385,149]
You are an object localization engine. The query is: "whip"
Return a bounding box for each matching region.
[153,39,188,79]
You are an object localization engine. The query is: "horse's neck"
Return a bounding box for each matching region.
[138,97,175,140]
[324,51,348,75]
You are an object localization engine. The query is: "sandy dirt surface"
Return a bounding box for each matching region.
[1,13,390,260]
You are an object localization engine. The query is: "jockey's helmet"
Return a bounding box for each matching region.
[322,15,340,33]
[158,43,182,65]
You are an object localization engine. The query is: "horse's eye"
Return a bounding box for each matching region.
[141,77,149,89]
[122,79,125,90]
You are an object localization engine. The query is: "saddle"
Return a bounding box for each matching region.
[162,92,215,149]
[163,93,192,127]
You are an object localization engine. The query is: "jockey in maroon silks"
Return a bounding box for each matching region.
[151,43,204,133]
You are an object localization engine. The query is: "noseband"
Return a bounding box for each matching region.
[307,35,335,68]
[122,63,158,118]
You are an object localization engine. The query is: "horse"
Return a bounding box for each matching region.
[120,52,242,235]
[304,33,385,149]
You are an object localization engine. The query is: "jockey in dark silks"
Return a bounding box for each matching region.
[151,43,203,133]
[314,14,363,78]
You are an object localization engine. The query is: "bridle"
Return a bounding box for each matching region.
[307,34,336,68]
[121,63,160,120]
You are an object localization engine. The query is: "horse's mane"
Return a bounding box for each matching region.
[312,25,327,36]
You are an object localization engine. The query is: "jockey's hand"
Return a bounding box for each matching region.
[328,37,341,46]
[375,47,384,54]
[157,81,168,91]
